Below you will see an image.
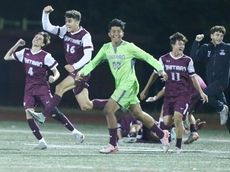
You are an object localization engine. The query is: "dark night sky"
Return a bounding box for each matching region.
[1,0,230,110]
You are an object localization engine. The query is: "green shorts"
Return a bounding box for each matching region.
[111,88,140,109]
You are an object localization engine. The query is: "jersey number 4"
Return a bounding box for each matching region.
[28,67,34,76]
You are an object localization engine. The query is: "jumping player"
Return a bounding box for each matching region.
[3,32,84,149]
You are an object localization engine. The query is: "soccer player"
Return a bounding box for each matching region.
[31,5,107,118]
[117,114,143,143]
[3,32,84,149]
[146,32,208,153]
[141,74,207,144]
[190,25,230,126]
[76,18,170,154]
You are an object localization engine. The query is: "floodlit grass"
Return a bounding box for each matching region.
[0,121,230,172]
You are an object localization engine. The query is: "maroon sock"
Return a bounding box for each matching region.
[150,124,164,139]
[190,124,197,133]
[176,138,182,149]
[92,99,108,110]
[45,94,62,116]
[160,121,171,131]
[27,119,42,140]
[50,107,75,131]
[109,128,117,146]
[52,114,75,131]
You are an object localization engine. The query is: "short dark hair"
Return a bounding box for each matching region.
[65,10,81,21]
[108,18,126,31]
[38,31,51,46]
[169,32,188,45]
[210,25,226,35]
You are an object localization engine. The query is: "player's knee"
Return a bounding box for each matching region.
[174,113,183,123]
[103,107,114,116]
[131,110,142,119]
[55,84,64,95]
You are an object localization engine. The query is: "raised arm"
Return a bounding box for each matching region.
[42,5,66,36]
[190,34,207,61]
[4,39,25,61]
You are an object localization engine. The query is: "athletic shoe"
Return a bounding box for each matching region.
[174,147,182,154]
[99,144,119,154]
[219,105,229,125]
[33,141,47,150]
[28,110,46,124]
[195,119,206,130]
[73,130,85,144]
[184,132,199,144]
[160,130,170,152]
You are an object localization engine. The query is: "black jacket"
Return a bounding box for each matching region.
[190,41,230,90]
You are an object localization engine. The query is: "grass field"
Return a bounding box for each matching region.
[0,121,230,172]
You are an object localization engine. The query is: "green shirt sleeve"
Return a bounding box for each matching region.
[79,45,106,76]
[130,43,163,72]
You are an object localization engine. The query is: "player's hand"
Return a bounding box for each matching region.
[195,34,204,42]
[146,96,157,102]
[64,64,75,73]
[48,75,56,83]
[75,73,83,81]
[43,5,54,13]
[16,39,26,47]
[140,90,148,100]
[160,72,168,81]
[200,92,208,103]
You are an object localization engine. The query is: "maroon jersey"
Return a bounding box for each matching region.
[13,48,57,94]
[159,53,195,98]
[62,27,93,67]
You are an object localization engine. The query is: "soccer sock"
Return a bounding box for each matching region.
[92,99,108,110]
[150,124,164,139]
[45,94,62,116]
[190,124,197,133]
[51,108,74,132]
[27,119,42,140]
[109,128,117,146]
[176,138,182,149]
[160,121,171,131]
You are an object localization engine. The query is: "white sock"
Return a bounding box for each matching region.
[39,138,46,143]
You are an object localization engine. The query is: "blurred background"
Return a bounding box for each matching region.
[0,0,230,112]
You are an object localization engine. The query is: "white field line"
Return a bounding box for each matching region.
[0,128,107,137]
[0,128,230,143]
[24,143,230,154]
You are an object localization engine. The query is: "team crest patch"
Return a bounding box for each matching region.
[219,49,226,56]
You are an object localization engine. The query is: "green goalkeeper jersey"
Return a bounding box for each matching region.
[79,40,163,91]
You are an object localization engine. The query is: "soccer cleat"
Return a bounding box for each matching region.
[73,130,85,144]
[184,132,199,144]
[219,105,229,125]
[195,119,206,130]
[28,110,46,124]
[33,141,47,150]
[99,144,119,154]
[160,130,170,152]
[175,147,182,154]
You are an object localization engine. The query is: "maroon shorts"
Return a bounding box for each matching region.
[163,96,190,117]
[23,85,52,109]
[69,71,90,95]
